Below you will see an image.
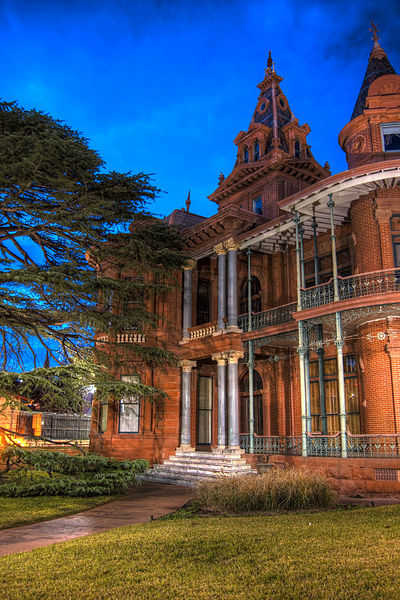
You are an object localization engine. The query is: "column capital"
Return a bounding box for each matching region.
[179,359,197,372]
[374,208,392,223]
[211,352,227,366]
[226,350,244,364]
[183,259,196,271]
[214,242,227,255]
[225,237,240,252]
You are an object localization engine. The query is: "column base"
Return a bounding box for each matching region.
[224,446,243,455]
[176,445,196,453]
[225,326,242,334]
[212,446,226,453]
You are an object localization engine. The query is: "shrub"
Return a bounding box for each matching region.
[0,446,149,497]
[195,468,337,513]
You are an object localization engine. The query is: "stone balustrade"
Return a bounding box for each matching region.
[188,322,218,339]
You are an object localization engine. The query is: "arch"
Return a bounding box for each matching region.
[239,276,262,315]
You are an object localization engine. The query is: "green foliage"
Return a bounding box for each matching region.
[0,100,187,408]
[195,469,337,513]
[0,446,149,496]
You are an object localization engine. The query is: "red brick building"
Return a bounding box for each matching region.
[91,32,400,493]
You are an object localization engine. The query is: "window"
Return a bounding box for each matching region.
[391,215,400,267]
[99,402,108,433]
[243,147,249,163]
[294,139,301,158]
[254,140,260,161]
[240,370,264,435]
[121,276,144,329]
[304,247,351,288]
[252,196,262,215]
[196,279,211,325]
[119,375,140,433]
[309,355,360,434]
[381,123,400,152]
[239,276,262,315]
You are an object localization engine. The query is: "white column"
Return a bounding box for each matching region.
[178,359,197,451]
[226,238,240,332]
[226,350,244,451]
[294,210,307,456]
[212,353,227,449]
[214,243,227,331]
[182,260,196,340]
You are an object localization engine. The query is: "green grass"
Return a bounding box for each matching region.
[1,506,400,599]
[0,496,117,529]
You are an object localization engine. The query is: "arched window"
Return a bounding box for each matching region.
[254,140,260,161]
[240,370,264,435]
[294,139,301,158]
[243,146,249,163]
[239,276,262,315]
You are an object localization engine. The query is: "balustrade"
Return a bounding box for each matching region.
[238,302,296,332]
[301,268,400,310]
[97,332,146,343]
[240,432,400,458]
[188,322,218,339]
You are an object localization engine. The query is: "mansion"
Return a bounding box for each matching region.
[91,31,400,493]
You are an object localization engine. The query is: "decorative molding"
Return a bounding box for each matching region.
[214,242,227,255]
[179,359,197,372]
[183,259,196,270]
[225,237,240,251]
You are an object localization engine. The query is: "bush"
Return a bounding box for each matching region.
[195,468,337,513]
[0,446,149,497]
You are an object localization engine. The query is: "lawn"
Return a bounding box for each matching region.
[0,496,117,529]
[1,505,400,599]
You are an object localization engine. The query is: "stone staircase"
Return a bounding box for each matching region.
[141,450,257,487]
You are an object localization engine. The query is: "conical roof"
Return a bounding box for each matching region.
[351,30,396,120]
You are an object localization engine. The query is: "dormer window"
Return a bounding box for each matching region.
[243,146,249,163]
[254,140,260,161]
[381,123,400,152]
[294,139,301,158]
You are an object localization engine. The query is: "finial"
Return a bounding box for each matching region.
[324,161,331,174]
[185,190,191,212]
[218,172,225,185]
[370,21,380,44]
[267,51,273,69]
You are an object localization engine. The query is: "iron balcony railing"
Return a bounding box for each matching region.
[301,268,400,310]
[240,433,400,458]
[238,301,297,332]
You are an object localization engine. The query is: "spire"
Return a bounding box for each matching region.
[351,23,396,120]
[185,190,191,212]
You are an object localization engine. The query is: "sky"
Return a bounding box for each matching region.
[0,0,399,220]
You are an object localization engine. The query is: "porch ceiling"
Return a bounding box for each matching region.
[239,162,400,254]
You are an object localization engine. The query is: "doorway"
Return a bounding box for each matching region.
[197,376,213,449]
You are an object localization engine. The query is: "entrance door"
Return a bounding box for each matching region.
[197,376,213,449]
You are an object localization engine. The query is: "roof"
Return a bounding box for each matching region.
[163,209,206,230]
[351,40,396,120]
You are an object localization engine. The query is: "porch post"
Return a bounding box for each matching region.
[312,207,327,434]
[294,210,308,457]
[227,350,244,451]
[304,330,312,433]
[247,248,255,454]
[178,359,197,450]
[212,353,227,449]
[226,238,240,331]
[182,260,195,339]
[328,195,347,457]
[214,243,227,331]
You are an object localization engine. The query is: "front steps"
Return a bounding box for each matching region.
[141,450,257,487]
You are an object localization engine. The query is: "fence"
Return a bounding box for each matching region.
[15,411,91,441]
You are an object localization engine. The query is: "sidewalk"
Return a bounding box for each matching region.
[0,482,193,557]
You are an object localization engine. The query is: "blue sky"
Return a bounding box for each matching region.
[0,0,399,219]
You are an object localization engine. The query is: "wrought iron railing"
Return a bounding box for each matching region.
[238,302,297,332]
[301,268,400,310]
[240,432,400,458]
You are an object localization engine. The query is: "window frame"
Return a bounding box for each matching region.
[252,196,262,215]
[118,375,141,434]
[390,215,400,268]
[99,402,108,434]
[380,122,400,153]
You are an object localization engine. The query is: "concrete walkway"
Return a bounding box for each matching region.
[0,482,193,557]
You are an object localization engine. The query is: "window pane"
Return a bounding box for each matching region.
[344,355,357,374]
[119,401,140,433]
[391,216,400,232]
[310,381,320,415]
[324,359,337,377]
[345,378,359,412]
[393,241,400,268]
[99,403,108,433]
[326,413,340,434]
[347,412,361,434]
[325,379,338,413]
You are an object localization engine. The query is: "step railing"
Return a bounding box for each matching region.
[301,268,400,310]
